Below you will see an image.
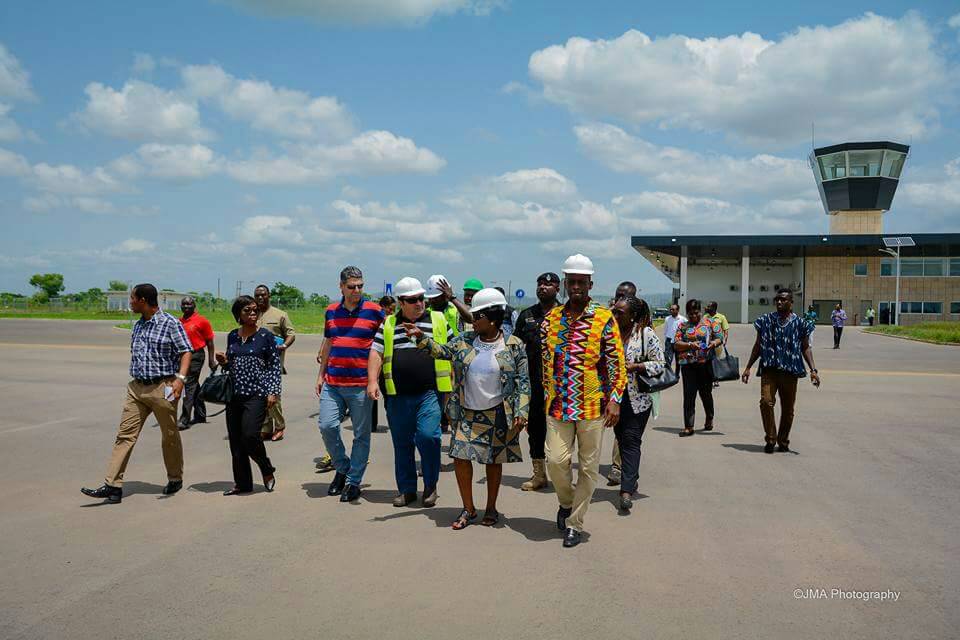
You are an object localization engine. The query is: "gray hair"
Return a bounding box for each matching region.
[340,266,363,283]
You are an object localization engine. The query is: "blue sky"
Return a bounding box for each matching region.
[1,0,959,299]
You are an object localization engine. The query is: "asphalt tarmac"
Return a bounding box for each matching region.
[0,318,957,639]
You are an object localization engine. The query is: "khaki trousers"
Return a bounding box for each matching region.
[545,416,605,532]
[759,369,799,447]
[105,379,183,487]
[261,396,286,435]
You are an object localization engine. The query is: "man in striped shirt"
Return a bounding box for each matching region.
[367,277,454,508]
[315,266,385,503]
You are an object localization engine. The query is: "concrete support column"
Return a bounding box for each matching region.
[679,247,688,313]
[741,246,750,323]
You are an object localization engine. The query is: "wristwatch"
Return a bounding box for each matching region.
[175,373,187,382]
[810,369,818,374]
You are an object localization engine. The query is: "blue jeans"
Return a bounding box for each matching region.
[386,391,442,495]
[318,384,373,486]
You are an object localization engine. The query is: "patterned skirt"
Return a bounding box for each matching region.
[449,404,523,465]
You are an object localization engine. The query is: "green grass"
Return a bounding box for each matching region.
[864,322,960,345]
[1,306,332,334]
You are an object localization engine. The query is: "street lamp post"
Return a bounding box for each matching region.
[880,237,915,326]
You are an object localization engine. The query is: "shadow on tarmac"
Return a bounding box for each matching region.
[651,426,726,436]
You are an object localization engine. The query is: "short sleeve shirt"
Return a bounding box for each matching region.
[180,313,215,351]
[753,312,814,377]
[226,328,282,397]
[129,310,193,379]
[674,318,723,365]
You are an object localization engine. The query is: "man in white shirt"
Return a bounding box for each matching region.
[662,303,686,374]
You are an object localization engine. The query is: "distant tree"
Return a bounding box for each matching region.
[309,293,331,307]
[29,273,65,300]
[271,282,305,308]
[108,280,128,291]
[160,288,175,292]
[73,287,106,306]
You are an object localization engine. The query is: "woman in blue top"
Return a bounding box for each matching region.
[215,295,281,495]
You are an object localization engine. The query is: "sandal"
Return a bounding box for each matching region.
[481,509,500,527]
[270,428,285,442]
[679,428,695,437]
[703,423,714,432]
[451,509,477,531]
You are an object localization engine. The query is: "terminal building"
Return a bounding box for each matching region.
[633,141,960,325]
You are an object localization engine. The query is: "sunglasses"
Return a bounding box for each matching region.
[241,306,258,315]
[400,295,424,304]
[343,283,364,291]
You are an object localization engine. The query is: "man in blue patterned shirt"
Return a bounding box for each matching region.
[741,289,821,454]
[82,284,193,503]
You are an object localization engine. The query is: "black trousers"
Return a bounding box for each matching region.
[179,349,207,425]
[527,381,546,459]
[833,326,843,348]
[681,362,715,429]
[225,395,275,491]
[613,390,652,495]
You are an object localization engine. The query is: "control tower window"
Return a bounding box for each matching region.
[818,151,846,180]
[880,150,906,179]
[848,149,883,177]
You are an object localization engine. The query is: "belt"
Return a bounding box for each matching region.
[133,376,173,385]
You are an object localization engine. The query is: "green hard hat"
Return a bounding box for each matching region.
[463,278,484,291]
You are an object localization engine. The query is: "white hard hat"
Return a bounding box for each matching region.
[562,253,594,275]
[424,274,446,299]
[469,288,507,313]
[394,277,425,299]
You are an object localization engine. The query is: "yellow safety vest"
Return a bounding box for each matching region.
[382,311,452,395]
[444,304,460,337]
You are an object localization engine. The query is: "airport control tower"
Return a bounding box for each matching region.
[809,141,910,234]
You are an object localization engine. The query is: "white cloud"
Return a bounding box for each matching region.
[0,43,34,101]
[0,103,24,141]
[0,147,31,176]
[71,197,117,215]
[949,13,960,40]
[131,53,156,75]
[182,64,354,140]
[23,193,62,213]
[236,215,305,245]
[575,123,812,196]
[73,80,212,142]
[225,130,445,184]
[222,0,505,26]
[489,167,578,203]
[899,157,960,221]
[1,147,123,195]
[112,238,156,253]
[530,14,950,146]
[117,143,222,179]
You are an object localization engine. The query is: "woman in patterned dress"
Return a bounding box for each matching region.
[673,298,724,437]
[407,288,530,530]
[611,296,664,511]
[214,295,280,495]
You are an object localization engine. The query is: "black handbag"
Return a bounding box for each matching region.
[634,328,679,393]
[199,368,233,405]
[710,351,740,382]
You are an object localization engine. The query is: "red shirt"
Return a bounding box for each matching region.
[180,313,215,351]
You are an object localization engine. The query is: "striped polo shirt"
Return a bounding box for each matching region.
[323,299,385,387]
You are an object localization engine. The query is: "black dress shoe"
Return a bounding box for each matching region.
[764,443,776,454]
[777,444,790,452]
[340,484,361,502]
[393,492,417,507]
[562,527,582,548]
[327,472,347,496]
[264,474,276,492]
[619,494,633,511]
[81,484,122,504]
[223,486,252,496]
[556,506,572,531]
[162,480,183,495]
[177,422,191,431]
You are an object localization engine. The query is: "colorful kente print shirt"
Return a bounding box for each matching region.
[753,312,814,378]
[540,300,626,421]
[674,318,723,366]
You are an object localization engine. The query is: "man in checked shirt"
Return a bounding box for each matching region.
[81,284,193,504]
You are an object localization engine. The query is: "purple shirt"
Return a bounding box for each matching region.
[831,309,847,328]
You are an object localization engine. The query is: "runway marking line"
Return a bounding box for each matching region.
[0,417,78,434]
[1,342,959,377]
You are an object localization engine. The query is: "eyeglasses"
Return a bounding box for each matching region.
[343,283,364,291]
[400,296,424,304]
[241,306,258,315]
[473,309,489,319]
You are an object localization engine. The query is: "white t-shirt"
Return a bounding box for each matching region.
[463,335,506,410]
